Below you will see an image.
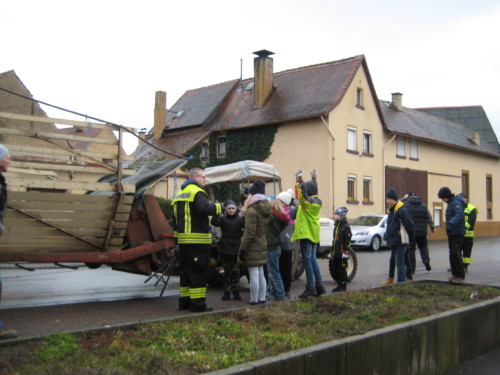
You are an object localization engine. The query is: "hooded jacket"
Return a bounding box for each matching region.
[331,218,352,258]
[386,200,415,246]
[266,210,290,250]
[239,195,272,267]
[404,196,434,236]
[445,195,466,236]
[291,180,322,243]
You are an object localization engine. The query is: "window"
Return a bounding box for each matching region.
[363,177,372,202]
[363,131,372,154]
[347,174,357,202]
[433,204,442,227]
[397,136,406,157]
[486,174,493,220]
[410,139,418,159]
[462,171,469,198]
[217,136,226,158]
[356,88,364,109]
[347,127,357,152]
[200,143,208,161]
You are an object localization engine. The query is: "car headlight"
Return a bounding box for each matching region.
[355,231,368,236]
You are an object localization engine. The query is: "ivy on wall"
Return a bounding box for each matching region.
[183,125,279,203]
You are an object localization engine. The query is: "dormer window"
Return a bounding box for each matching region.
[217,136,227,158]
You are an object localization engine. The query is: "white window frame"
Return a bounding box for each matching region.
[433,206,442,227]
[397,136,406,157]
[347,127,357,152]
[200,143,208,161]
[356,88,364,108]
[410,138,418,159]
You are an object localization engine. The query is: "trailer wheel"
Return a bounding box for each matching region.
[292,242,304,280]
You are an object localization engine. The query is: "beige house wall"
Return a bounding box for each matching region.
[383,134,500,238]
[266,66,386,220]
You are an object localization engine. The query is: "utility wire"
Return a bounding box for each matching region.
[0,87,190,160]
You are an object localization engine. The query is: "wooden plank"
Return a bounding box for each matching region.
[0,245,122,254]
[6,208,130,221]
[11,161,136,176]
[3,226,126,238]
[0,127,119,145]
[8,191,134,204]
[7,167,58,177]
[6,144,135,161]
[7,178,136,193]
[7,200,134,213]
[5,216,128,230]
[0,236,123,247]
[0,111,137,133]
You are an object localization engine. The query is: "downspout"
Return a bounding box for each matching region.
[321,116,335,212]
[382,134,397,204]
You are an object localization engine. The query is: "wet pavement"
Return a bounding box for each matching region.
[1,237,500,373]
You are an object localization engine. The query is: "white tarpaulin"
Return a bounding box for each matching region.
[204,160,281,186]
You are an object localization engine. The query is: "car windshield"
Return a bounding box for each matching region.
[350,216,382,227]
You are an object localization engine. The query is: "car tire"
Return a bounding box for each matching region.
[292,242,304,280]
[370,235,382,251]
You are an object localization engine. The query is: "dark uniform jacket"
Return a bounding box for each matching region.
[0,173,7,235]
[266,211,290,250]
[171,180,222,245]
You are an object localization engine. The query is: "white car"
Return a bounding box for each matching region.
[350,214,388,251]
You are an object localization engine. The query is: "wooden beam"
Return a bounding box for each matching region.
[0,127,118,145]
[0,111,137,133]
[7,177,136,193]
[11,161,136,175]
[6,143,135,161]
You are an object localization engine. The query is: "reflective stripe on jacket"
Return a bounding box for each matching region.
[172,183,222,244]
[464,203,477,237]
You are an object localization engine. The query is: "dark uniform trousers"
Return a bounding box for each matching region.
[449,235,465,278]
[178,244,210,311]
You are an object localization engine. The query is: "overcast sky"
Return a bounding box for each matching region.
[2,0,499,154]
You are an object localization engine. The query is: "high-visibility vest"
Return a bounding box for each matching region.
[464,203,477,238]
[172,183,221,244]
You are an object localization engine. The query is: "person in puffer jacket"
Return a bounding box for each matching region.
[385,188,415,283]
[239,180,272,305]
[211,199,245,301]
[438,187,466,284]
[291,172,327,299]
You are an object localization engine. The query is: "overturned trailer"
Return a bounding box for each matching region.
[0,111,186,276]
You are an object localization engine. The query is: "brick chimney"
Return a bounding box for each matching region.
[391,92,403,111]
[253,50,275,108]
[154,91,166,140]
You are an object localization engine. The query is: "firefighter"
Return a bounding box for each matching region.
[172,168,222,312]
[461,193,478,272]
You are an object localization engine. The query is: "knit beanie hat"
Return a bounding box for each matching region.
[385,188,398,201]
[438,187,453,200]
[0,145,9,161]
[249,180,266,195]
[276,191,293,206]
[334,206,348,220]
[224,199,237,210]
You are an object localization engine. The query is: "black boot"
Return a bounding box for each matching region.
[298,285,317,299]
[424,262,432,271]
[332,284,347,293]
[178,297,190,311]
[232,290,241,300]
[222,291,231,300]
[315,284,326,296]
